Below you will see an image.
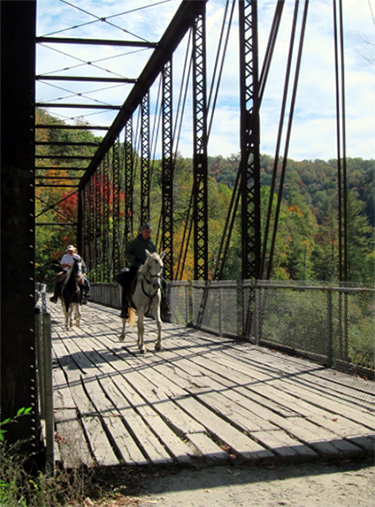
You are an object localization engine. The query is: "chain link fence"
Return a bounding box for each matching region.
[89,280,374,377]
[169,280,375,378]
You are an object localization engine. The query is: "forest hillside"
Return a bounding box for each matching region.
[35,109,374,286]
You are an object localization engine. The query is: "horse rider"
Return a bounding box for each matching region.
[50,245,82,303]
[118,223,157,318]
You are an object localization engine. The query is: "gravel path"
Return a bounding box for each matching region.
[136,459,374,507]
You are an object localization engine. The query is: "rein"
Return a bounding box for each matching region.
[141,267,160,299]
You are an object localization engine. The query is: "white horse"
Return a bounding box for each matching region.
[119,250,165,353]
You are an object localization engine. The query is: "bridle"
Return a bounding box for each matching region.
[141,263,162,299]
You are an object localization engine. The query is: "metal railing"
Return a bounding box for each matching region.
[89,279,374,377]
[34,283,54,475]
[169,280,375,377]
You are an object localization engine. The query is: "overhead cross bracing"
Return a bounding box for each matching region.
[36,0,355,292]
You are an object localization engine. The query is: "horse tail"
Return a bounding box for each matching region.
[128,307,136,328]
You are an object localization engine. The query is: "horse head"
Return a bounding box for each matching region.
[142,250,165,290]
[65,257,83,285]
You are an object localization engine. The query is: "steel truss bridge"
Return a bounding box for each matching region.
[1,0,355,467]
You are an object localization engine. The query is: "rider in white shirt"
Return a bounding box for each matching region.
[50,245,82,303]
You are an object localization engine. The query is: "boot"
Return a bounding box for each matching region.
[161,298,171,322]
[120,306,129,319]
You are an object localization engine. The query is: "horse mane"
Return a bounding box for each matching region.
[63,258,82,286]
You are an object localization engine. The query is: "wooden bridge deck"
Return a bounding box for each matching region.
[50,301,375,469]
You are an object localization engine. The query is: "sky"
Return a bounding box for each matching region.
[36,0,375,161]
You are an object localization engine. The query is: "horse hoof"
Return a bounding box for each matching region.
[140,348,146,354]
[155,344,161,351]
[119,334,125,342]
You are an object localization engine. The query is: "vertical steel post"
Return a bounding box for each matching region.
[112,139,121,277]
[77,188,83,255]
[192,4,208,281]
[1,0,40,455]
[239,0,261,335]
[124,118,134,253]
[103,153,110,281]
[327,289,333,367]
[42,313,54,476]
[140,92,150,226]
[83,184,90,274]
[89,177,96,281]
[95,164,103,281]
[162,59,174,280]
[239,0,261,281]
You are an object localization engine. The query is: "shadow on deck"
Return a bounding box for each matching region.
[50,301,374,470]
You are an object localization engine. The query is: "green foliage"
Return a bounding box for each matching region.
[35,108,374,284]
[0,407,32,442]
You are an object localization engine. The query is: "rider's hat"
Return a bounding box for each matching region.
[140,223,152,232]
[67,244,75,251]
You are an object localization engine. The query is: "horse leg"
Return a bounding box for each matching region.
[137,310,146,354]
[153,299,162,352]
[68,305,74,328]
[74,303,81,327]
[61,300,69,329]
[119,318,126,341]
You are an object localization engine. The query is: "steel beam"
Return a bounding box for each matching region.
[82,185,90,274]
[36,103,121,110]
[102,154,110,282]
[79,1,208,190]
[239,0,261,337]
[34,170,86,174]
[1,0,39,456]
[36,36,157,48]
[124,118,134,256]
[35,142,100,147]
[89,177,96,281]
[95,164,103,282]
[112,141,120,277]
[239,0,261,282]
[140,93,150,226]
[192,7,208,281]
[36,75,136,84]
[35,222,77,226]
[162,59,173,280]
[35,125,109,130]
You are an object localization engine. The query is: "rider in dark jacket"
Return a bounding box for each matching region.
[125,224,156,267]
[119,223,156,318]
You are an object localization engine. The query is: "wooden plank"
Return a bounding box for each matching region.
[199,347,375,430]
[50,301,373,470]
[52,363,76,409]
[54,408,93,468]
[276,417,364,460]
[79,336,207,438]
[187,432,229,465]
[138,354,319,462]
[167,336,374,446]
[79,415,119,466]
[197,334,375,404]
[185,330,375,400]
[159,335,301,420]
[100,373,193,465]
[52,336,98,416]
[64,335,177,465]
[98,376,173,465]
[174,394,275,463]
[91,334,278,463]
[253,430,317,461]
